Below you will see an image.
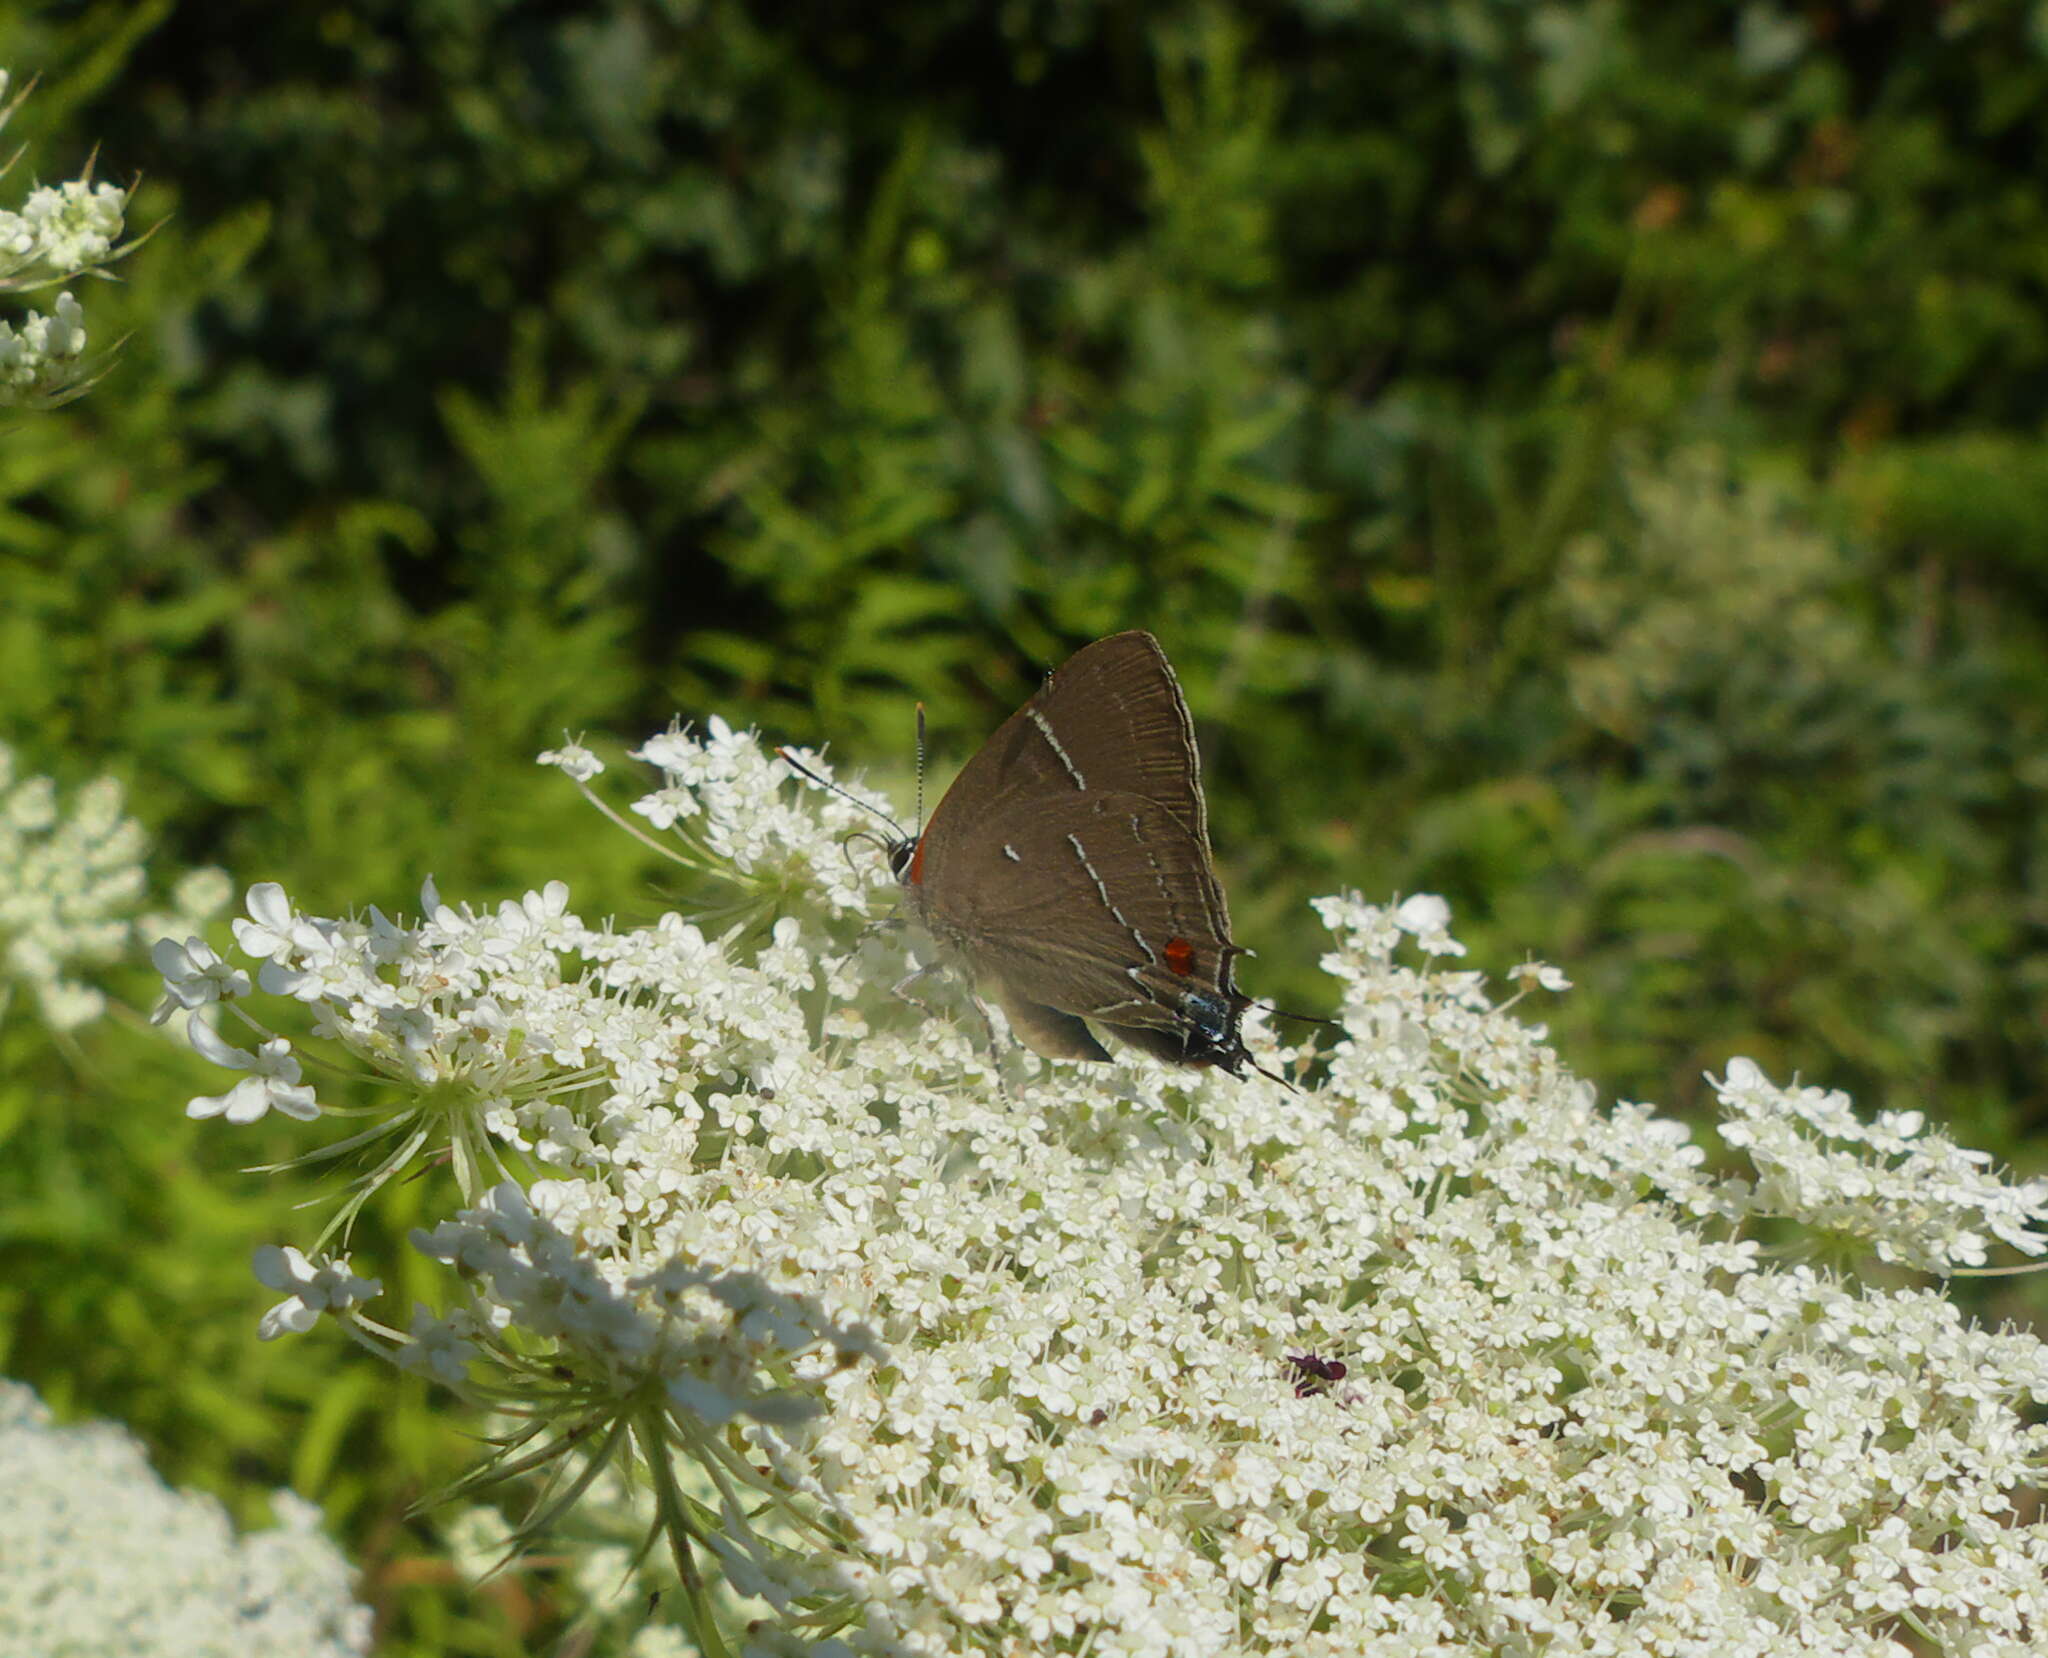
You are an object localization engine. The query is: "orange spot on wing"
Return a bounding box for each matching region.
[1164,937,1196,976]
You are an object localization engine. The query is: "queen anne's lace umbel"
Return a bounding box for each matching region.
[0,741,227,1030]
[167,719,2048,1656]
[0,1382,371,1658]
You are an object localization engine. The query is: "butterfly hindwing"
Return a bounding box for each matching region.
[938,792,1242,1047]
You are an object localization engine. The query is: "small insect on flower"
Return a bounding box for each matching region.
[1285,1352,1347,1396]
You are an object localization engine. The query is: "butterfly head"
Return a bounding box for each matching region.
[887,833,924,886]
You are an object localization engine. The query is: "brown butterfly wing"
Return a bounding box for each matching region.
[988,991,1115,1064]
[917,630,1209,866]
[939,791,1244,1051]
[1016,630,1210,842]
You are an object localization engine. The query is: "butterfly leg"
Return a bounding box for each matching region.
[890,962,945,1015]
[892,965,1013,1094]
[970,993,1021,1099]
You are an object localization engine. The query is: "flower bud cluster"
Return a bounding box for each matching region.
[0,67,131,405]
[0,145,128,284]
[0,289,87,402]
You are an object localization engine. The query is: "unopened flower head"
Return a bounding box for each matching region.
[0,180,128,285]
[182,716,2048,1654]
[0,290,91,405]
[0,69,132,406]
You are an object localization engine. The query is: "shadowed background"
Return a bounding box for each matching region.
[3,3,2045,1650]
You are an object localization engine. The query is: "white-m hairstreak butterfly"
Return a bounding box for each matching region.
[884,630,1263,1075]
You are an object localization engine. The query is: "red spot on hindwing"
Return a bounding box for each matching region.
[1164,936,1196,977]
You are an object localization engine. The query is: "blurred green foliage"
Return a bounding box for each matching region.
[4,0,2048,1650]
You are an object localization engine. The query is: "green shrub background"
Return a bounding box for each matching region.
[3,2,2046,1650]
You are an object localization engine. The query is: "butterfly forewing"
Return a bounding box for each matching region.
[1017,630,1210,842]
[919,631,1210,857]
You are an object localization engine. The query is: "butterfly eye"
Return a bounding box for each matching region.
[887,838,918,880]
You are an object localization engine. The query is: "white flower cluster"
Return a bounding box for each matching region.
[0,742,229,1030]
[0,288,87,402]
[411,1179,880,1426]
[168,721,2048,1655]
[0,179,128,284]
[255,1245,382,1342]
[0,1380,372,1657]
[544,717,902,918]
[0,67,130,406]
[1713,1054,2048,1272]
